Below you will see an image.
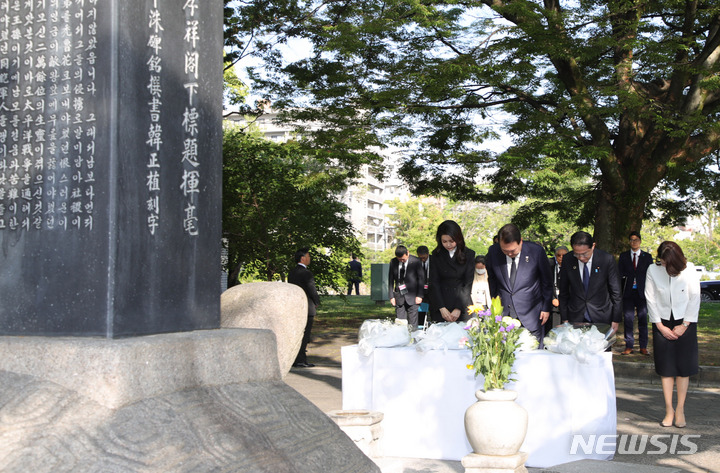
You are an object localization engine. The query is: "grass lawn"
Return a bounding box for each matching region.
[697,302,720,366]
[314,295,396,334]
[314,295,720,366]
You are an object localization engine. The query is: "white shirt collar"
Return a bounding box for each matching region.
[580,256,593,276]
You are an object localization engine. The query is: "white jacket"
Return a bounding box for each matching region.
[645,262,700,324]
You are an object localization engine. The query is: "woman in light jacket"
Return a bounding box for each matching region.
[644,241,700,428]
[471,254,491,309]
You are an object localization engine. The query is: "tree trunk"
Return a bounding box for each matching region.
[593,154,660,256]
[594,187,647,256]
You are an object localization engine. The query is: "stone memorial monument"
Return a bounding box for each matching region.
[0,0,221,337]
[0,1,380,471]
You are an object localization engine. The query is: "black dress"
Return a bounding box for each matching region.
[652,313,699,377]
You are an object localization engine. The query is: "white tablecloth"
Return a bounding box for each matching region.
[341,346,616,467]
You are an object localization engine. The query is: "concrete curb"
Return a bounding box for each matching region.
[613,360,720,388]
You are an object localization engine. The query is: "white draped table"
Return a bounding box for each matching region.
[341,346,616,467]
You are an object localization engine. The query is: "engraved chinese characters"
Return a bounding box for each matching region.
[0,0,222,337]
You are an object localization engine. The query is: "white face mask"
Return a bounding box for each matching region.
[475,268,486,275]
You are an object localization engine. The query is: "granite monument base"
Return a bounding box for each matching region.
[0,329,380,473]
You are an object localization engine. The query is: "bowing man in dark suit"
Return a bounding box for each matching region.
[618,231,654,355]
[559,231,622,332]
[486,223,553,344]
[388,245,425,329]
[288,247,321,368]
[416,245,431,327]
[430,220,476,323]
[547,245,568,334]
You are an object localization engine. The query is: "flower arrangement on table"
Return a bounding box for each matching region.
[462,296,524,391]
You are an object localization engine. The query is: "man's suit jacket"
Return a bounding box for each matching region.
[559,249,622,324]
[420,256,431,306]
[549,257,562,315]
[617,250,653,299]
[348,259,362,281]
[429,247,476,320]
[486,241,552,333]
[388,255,425,306]
[288,264,320,317]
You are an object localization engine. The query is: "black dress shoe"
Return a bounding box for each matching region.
[293,362,315,368]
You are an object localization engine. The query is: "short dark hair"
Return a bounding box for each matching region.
[657,241,687,277]
[417,245,429,256]
[629,231,641,240]
[395,245,409,258]
[570,231,594,248]
[498,224,522,245]
[294,247,310,263]
[475,254,486,265]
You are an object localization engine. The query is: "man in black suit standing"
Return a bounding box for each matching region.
[486,223,553,344]
[559,231,622,332]
[547,245,568,335]
[416,245,431,327]
[347,254,362,295]
[617,231,654,355]
[388,245,426,329]
[289,247,321,368]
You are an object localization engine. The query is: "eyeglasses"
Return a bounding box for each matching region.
[629,238,641,242]
[573,249,593,259]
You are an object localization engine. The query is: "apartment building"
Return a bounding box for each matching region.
[224,109,408,251]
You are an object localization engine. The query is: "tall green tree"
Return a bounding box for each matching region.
[224,0,720,254]
[386,197,446,251]
[223,126,361,291]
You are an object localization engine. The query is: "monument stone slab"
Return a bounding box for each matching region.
[0,0,222,337]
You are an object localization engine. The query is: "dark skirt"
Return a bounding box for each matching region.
[652,314,698,378]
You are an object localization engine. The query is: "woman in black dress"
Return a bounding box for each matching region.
[430,220,476,323]
[644,241,700,428]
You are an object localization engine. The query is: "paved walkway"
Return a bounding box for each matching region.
[285,354,720,473]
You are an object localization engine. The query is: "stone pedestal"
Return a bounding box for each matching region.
[328,410,384,458]
[0,329,381,473]
[462,452,529,473]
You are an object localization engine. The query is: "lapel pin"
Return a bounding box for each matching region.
[525,256,529,263]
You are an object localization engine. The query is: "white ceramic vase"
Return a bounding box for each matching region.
[464,389,528,456]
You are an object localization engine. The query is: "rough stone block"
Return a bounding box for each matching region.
[222,281,307,375]
[0,328,280,409]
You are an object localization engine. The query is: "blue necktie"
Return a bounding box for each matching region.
[583,263,591,322]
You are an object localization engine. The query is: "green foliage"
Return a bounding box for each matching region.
[225,0,720,252]
[385,197,445,251]
[222,126,361,292]
[223,60,248,108]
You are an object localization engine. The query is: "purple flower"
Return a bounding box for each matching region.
[507,323,515,331]
[499,326,506,332]
[495,315,502,323]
